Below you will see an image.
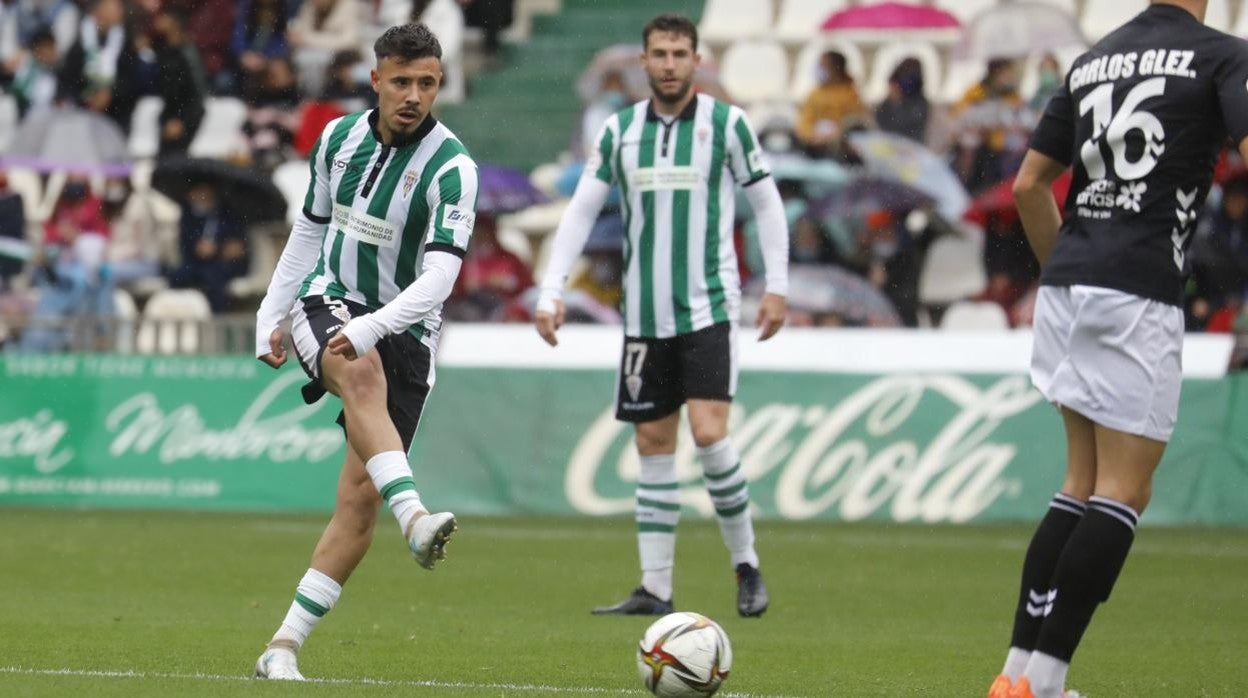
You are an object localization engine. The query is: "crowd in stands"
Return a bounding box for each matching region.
[0,0,1246,360]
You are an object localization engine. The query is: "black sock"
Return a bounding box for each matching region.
[1009,493,1087,651]
[1034,496,1138,662]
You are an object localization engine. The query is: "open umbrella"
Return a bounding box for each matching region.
[963,169,1073,228]
[811,176,934,221]
[956,2,1085,60]
[476,164,548,215]
[2,107,130,176]
[748,265,901,326]
[822,2,961,43]
[576,43,724,104]
[846,131,970,219]
[152,157,286,225]
[768,152,853,198]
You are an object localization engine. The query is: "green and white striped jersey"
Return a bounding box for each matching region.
[587,94,769,339]
[297,109,478,343]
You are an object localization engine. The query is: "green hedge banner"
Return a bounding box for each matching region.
[2,355,1246,524]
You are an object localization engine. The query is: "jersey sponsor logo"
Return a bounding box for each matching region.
[628,166,702,191]
[332,202,400,248]
[441,205,475,232]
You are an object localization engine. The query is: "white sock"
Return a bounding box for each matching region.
[271,568,341,650]
[698,438,759,569]
[365,451,426,537]
[636,453,678,601]
[1023,651,1069,698]
[1002,647,1031,681]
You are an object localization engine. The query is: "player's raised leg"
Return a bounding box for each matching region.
[1014,425,1164,698]
[688,398,767,617]
[256,446,378,680]
[320,347,455,570]
[989,408,1095,697]
[593,411,681,615]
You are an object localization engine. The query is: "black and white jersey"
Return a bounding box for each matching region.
[1030,3,1248,306]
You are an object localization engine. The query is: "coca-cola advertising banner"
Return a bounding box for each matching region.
[2,354,1246,524]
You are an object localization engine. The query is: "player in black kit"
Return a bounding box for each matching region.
[987,2,1248,697]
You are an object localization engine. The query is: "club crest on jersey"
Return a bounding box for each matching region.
[625,375,643,402]
[328,301,352,325]
[697,127,709,143]
[402,169,418,198]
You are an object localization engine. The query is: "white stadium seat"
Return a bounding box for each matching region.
[774,0,849,45]
[699,0,774,44]
[112,288,138,354]
[4,167,42,225]
[720,40,790,103]
[932,0,998,25]
[789,38,866,102]
[271,160,312,225]
[919,230,987,307]
[941,300,1010,330]
[1081,0,1149,42]
[0,94,17,153]
[942,57,987,104]
[1027,0,1077,14]
[128,96,164,159]
[1204,0,1231,33]
[1235,0,1248,36]
[188,97,248,159]
[136,289,213,354]
[864,41,942,104]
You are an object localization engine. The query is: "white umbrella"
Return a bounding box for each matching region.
[956,2,1086,60]
[2,107,131,175]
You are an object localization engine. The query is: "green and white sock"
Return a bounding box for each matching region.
[271,568,341,649]
[698,438,759,569]
[636,453,679,601]
[365,451,426,537]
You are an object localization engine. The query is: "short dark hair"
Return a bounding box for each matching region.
[374,23,442,63]
[643,14,697,52]
[30,28,55,47]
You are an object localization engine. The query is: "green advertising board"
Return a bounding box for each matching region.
[2,354,1246,524]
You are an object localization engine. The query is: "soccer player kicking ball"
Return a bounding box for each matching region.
[252,24,479,680]
[989,2,1248,696]
[535,14,789,618]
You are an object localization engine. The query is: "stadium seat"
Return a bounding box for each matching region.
[789,37,866,102]
[774,0,850,45]
[112,288,138,353]
[188,97,248,160]
[1026,0,1077,13]
[136,289,213,354]
[1081,0,1149,42]
[720,40,790,104]
[1234,0,1248,36]
[864,41,942,104]
[0,94,17,154]
[747,101,799,137]
[932,0,998,25]
[128,96,164,159]
[271,160,312,225]
[918,229,987,307]
[699,0,774,44]
[1204,0,1232,33]
[941,300,1010,330]
[942,57,986,104]
[228,227,281,301]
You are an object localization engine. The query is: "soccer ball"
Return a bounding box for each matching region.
[636,611,733,697]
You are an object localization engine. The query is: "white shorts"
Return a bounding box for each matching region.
[1030,285,1184,442]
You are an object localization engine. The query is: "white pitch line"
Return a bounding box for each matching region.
[0,666,805,698]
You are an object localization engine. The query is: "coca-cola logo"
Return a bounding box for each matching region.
[565,375,1043,523]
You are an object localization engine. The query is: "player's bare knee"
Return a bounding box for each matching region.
[634,426,676,455]
[690,423,727,449]
[335,355,388,406]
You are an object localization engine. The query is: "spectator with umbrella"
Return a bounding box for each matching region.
[874,57,929,144]
[58,0,142,134]
[796,50,868,157]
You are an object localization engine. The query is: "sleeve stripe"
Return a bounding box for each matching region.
[302,207,331,224]
[425,242,466,258]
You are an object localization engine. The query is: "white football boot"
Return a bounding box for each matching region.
[407,511,457,570]
[254,646,304,680]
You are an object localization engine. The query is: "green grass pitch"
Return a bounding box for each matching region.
[0,508,1245,696]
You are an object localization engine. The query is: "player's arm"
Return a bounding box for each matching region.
[1214,41,1248,176]
[1013,150,1067,266]
[329,158,478,360]
[1014,75,1075,267]
[729,107,787,340]
[534,119,616,346]
[255,132,333,367]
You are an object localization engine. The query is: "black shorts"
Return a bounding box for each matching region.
[615,322,737,423]
[289,295,434,452]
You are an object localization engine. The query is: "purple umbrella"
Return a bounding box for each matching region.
[822,2,961,30]
[811,177,934,221]
[476,164,548,215]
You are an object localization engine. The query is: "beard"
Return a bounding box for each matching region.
[648,74,694,106]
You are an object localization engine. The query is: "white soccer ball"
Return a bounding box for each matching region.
[636,611,733,697]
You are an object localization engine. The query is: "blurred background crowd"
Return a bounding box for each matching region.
[0,0,1245,366]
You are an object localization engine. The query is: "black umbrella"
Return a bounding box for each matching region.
[151,157,287,225]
